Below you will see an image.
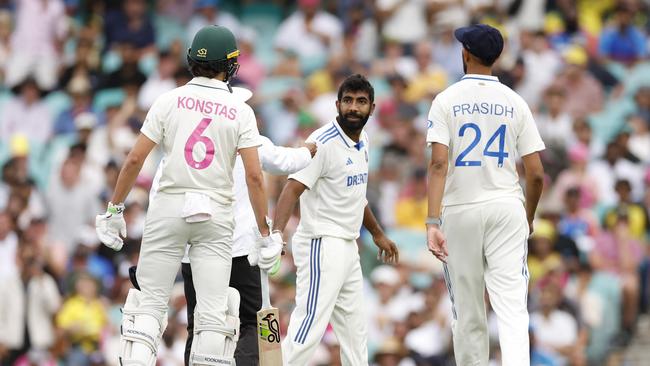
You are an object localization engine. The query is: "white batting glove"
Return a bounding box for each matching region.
[248,217,273,267]
[258,232,284,275]
[95,202,127,251]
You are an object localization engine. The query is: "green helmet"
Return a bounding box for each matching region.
[187,25,240,81]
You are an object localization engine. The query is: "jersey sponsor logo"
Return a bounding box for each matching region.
[346,172,368,187]
[346,157,353,165]
[452,103,514,118]
[177,96,237,120]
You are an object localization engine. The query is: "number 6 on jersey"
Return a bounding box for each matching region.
[185,117,216,169]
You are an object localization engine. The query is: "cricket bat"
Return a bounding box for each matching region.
[257,269,283,365]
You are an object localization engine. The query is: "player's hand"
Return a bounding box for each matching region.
[258,232,285,275]
[95,202,126,251]
[426,224,447,263]
[305,142,317,158]
[373,234,399,264]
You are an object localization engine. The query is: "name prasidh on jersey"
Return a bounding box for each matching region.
[347,173,368,187]
[177,96,237,120]
[452,103,514,118]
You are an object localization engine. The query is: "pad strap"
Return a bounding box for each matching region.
[191,353,235,366]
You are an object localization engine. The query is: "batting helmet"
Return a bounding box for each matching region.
[187,25,240,81]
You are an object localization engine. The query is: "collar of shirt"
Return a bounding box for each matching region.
[187,77,231,92]
[333,120,365,151]
[461,74,500,82]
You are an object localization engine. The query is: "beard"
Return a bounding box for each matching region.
[337,108,370,132]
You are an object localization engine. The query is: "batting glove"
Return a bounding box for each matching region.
[258,232,284,275]
[248,217,273,267]
[95,202,127,251]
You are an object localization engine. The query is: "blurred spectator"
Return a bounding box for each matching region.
[45,157,100,253]
[372,337,414,366]
[274,0,343,66]
[376,0,428,49]
[4,0,68,91]
[570,118,604,159]
[527,220,563,289]
[394,168,427,230]
[604,179,647,240]
[0,77,54,145]
[53,75,98,136]
[137,50,179,110]
[58,30,102,92]
[99,41,147,92]
[557,187,600,255]
[535,85,573,151]
[588,141,645,205]
[0,211,17,278]
[234,27,266,91]
[0,242,62,365]
[341,1,379,66]
[530,282,583,365]
[403,41,447,104]
[627,113,650,164]
[549,144,599,209]
[598,4,647,66]
[187,0,240,41]
[517,30,562,110]
[590,212,643,337]
[555,45,604,118]
[103,0,155,53]
[366,265,403,351]
[56,272,107,365]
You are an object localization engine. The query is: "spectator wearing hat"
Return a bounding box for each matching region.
[187,0,240,41]
[0,77,53,145]
[528,219,564,289]
[3,0,67,91]
[555,45,604,119]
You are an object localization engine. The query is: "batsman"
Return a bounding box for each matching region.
[95,25,283,366]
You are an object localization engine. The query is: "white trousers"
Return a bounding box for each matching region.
[134,192,234,327]
[282,234,368,365]
[442,198,530,366]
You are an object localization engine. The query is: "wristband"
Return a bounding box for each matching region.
[107,202,125,215]
[425,217,442,226]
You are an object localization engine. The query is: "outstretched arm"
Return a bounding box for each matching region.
[260,141,317,175]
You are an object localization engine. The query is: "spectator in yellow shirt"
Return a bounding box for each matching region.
[395,168,427,230]
[56,272,107,365]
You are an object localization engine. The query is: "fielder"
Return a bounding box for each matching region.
[95,25,282,366]
[272,74,399,365]
[181,134,317,366]
[425,24,545,366]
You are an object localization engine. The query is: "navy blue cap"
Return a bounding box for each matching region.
[454,24,504,64]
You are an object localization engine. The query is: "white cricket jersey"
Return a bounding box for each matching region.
[141,77,260,206]
[426,74,545,207]
[290,120,370,240]
[151,136,312,262]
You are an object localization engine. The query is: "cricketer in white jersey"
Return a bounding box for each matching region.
[95,26,281,366]
[425,25,546,366]
[272,74,399,365]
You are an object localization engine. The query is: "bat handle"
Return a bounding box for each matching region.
[260,268,271,309]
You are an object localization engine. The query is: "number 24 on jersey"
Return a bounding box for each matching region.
[455,123,509,168]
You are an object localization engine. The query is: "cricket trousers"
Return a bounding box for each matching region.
[134,193,234,337]
[183,256,262,366]
[442,198,530,366]
[282,234,368,365]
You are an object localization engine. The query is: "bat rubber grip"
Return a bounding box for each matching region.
[260,269,271,309]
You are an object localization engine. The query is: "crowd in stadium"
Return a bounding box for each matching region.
[0,0,649,365]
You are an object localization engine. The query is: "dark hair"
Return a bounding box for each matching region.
[187,57,239,81]
[337,74,374,104]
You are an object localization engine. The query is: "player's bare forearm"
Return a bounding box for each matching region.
[522,152,544,224]
[111,134,156,203]
[272,179,306,233]
[427,143,449,218]
[240,146,270,236]
[362,204,384,238]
